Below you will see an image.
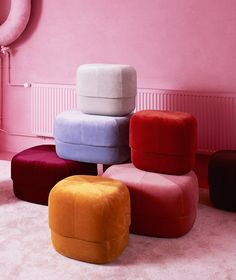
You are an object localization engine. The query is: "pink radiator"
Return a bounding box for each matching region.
[31,84,236,152]
[31,83,77,137]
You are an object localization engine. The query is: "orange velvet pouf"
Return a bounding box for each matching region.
[130,110,197,175]
[48,175,130,264]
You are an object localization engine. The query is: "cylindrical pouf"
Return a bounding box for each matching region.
[103,163,199,238]
[11,145,97,205]
[54,110,131,164]
[208,150,236,211]
[76,64,137,116]
[130,110,197,175]
[48,175,130,264]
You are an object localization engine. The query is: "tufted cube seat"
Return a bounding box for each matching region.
[103,163,199,238]
[208,150,236,212]
[48,175,130,264]
[76,64,137,116]
[54,110,131,165]
[11,145,97,205]
[130,110,197,175]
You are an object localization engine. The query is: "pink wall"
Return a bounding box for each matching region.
[1,0,236,152]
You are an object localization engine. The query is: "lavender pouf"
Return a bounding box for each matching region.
[54,110,131,164]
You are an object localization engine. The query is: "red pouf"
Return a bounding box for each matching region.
[130,110,197,175]
[11,145,97,205]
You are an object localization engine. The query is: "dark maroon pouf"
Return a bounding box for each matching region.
[208,150,236,212]
[11,145,97,205]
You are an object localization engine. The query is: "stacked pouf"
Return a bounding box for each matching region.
[76,64,136,116]
[130,110,197,175]
[103,110,199,238]
[54,64,137,164]
[54,111,131,165]
[50,64,137,263]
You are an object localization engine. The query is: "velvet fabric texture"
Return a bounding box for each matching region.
[11,145,97,205]
[208,150,236,212]
[76,64,137,116]
[54,110,131,164]
[48,175,130,264]
[103,163,199,238]
[130,110,197,175]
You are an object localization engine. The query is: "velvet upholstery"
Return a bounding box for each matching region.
[54,110,131,164]
[76,64,137,116]
[208,150,236,211]
[103,163,199,238]
[48,175,130,264]
[130,110,197,175]
[11,145,97,205]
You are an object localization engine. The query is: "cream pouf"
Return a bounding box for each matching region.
[76,64,137,116]
[48,175,130,264]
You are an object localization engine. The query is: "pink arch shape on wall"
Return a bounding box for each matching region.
[0,0,31,46]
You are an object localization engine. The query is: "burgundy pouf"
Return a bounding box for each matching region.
[130,110,197,175]
[103,163,199,238]
[208,150,236,212]
[11,145,97,205]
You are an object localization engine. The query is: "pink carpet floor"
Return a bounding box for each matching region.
[0,159,236,280]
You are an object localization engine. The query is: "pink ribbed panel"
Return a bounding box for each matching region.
[136,89,236,152]
[31,84,236,151]
[31,83,77,137]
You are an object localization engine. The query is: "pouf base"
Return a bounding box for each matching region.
[209,189,236,212]
[77,95,135,116]
[131,211,197,238]
[56,140,130,165]
[132,149,195,175]
[51,230,129,264]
